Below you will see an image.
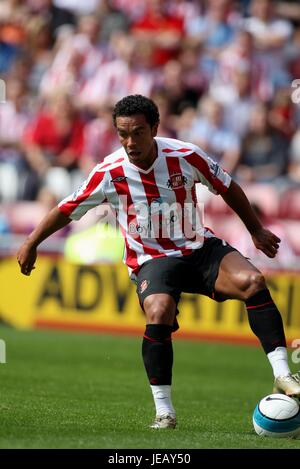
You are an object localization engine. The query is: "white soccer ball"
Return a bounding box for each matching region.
[253,394,300,438]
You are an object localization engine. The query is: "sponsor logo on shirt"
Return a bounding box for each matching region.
[111,176,127,183]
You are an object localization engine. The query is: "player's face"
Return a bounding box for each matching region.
[116,114,158,169]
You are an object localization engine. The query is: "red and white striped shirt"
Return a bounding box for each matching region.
[58,137,231,275]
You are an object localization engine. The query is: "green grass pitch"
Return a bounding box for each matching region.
[0,324,299,449]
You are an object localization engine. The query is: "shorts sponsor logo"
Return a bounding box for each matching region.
[140,279,149,294]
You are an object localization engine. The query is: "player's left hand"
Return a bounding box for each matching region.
[251,228,281,258]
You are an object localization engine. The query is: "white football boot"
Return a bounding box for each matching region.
[150,414,177,429]
[273,372,300,398]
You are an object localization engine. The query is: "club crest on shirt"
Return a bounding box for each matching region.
[140,279,150,294]
[166,174,187,190]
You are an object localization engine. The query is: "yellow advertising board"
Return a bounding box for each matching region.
[1,256,300,344]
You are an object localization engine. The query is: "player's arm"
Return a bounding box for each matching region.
[17,165,108,275]
[17,207,72,276]
[221,179,281,258]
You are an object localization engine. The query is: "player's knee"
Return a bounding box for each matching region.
[237,271,266,301]
[143,296,175,324]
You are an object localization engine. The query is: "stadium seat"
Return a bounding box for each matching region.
[3,202,52,235]
[281,220,300,255]
[279,189,300,220]
[242,184,280,217]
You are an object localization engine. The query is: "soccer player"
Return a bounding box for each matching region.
[17,94,300,429]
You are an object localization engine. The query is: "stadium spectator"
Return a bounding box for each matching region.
[214,65,256,138]
[185,0,239,80]
[154,59,200,117]
[236,102,289,184]
[286,124,300,187]
[150,90,177,139]
[25,15,53,94]
[0,0,29,73]
[210,29,267,103]
[17,94,300,430]
[287,26,300,83]
[0,77,31,201]
[112,0,146,22]
[81,103,120,174]
[23,91,85,199]
[268,87,296,140]
[167,0,204,30]
[78,33,156,112]
[244,0,293,99]
[131,0,185,67]
[98,0,130,44]
[186,95,241,173]
[177,44,207,95]
[40,14,105,97]
[26,0,76,47]
[51,0,101,15]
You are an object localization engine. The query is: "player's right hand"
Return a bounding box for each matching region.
[17,242,37,276]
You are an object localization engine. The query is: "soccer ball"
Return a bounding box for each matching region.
[253,394,300,438]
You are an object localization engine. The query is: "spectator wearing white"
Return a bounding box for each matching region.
[0,78,31,202]
[218,65,257,138]
[78,33,156,112]
[186,95,241,173]
[40,15,105,97]
[167,0,204,32]
[52,0,101,15]
[185,0,239,80]
[210,29,268,103]
[287,125,300,187]
[244,0,293,100]
[111,0,146,22]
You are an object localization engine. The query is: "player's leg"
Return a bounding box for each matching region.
[214,251,300,397]
[142,293,177,428]
[134,257,184,428]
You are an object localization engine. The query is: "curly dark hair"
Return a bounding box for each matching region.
[112,95,160,127]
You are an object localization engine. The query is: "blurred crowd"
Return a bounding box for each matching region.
[1,0,300,268]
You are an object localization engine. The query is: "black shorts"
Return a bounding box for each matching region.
[133,237,237,308]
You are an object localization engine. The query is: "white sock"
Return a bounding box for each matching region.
[150,385,176,417]
[267,346,291,378]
